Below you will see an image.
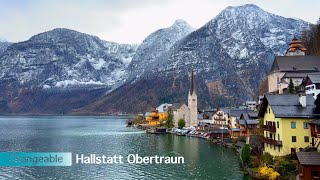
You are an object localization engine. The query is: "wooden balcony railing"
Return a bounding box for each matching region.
[261,125,276,132]
[311,132,320,138]
[262,137,282,146]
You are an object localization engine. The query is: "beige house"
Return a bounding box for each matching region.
[212,109,228,126]
[171,103,190,127]
[268,37,320,94]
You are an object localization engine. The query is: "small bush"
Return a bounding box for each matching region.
[178,118,185,129]
[279,160,297,177]
[258,166,280,180]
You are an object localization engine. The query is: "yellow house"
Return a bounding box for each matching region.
[146,110,167,126]
[158,112,167,121]
[258,94,315,156]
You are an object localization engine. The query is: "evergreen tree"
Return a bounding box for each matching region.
[178,118,185,129]
[315,93,320,113]
[165,110,174,128]
[288,79,295,94]
[242,144,251,165]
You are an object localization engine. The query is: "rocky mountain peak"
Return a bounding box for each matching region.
[171,19,193,30]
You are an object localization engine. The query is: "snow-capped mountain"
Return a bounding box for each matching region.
[77,4,310,114]
[127,19,193,79]
[0,4,312,114]
[0,28,137,89]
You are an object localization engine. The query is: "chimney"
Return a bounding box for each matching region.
[299,93,306,107]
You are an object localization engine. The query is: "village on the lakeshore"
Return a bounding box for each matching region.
[128,37,320,180]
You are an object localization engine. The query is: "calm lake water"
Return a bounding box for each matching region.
[0,116,248,179]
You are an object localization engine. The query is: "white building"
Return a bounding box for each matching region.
[212,109,228,126]
[245,101,257,111]
[156,103,172,112]
[302,74,320,99]
[258,96,264,105]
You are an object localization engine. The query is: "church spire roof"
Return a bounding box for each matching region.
[190,68,196,94]
[285,36,307,56]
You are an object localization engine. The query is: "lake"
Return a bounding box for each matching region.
[0,116,248,179]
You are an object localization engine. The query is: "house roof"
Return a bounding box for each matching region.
[246,120,258,125]
[210,129,230,134]
[308,74,320,84]
[248,112,258,118]
[270,56,320,74]
[297,152,320,165]
[258,94,316,118]
[267,94,314,106]
[309,119,320,125]
[239,120,246,125]
[171,103,186,111]
[282,72,320,79]
[229,109,247,118]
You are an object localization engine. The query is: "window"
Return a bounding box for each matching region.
[292,136,297,142]
[303,122,308,129]
[278,134,280,140]
[291,148,296,154]
[278,146,280,152]
[313,171,319,178]
[277,122,279,128]
[268,108,270,114]
[304,136,309,142]
[291,122,296,129]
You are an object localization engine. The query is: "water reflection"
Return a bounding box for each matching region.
[0,116,246,179]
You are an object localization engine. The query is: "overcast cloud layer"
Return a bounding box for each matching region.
[1,0,319,44]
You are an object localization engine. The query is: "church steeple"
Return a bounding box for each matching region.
[188,68,198,127]
[190,68,196,94]
[285,36,307,56]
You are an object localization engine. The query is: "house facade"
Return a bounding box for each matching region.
[259,94,315,156]
[301,74,320,99]
[245,101,257,111]
[297,152,320,180]
[212,109,228,126]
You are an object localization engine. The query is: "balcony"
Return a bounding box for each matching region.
[311,132,320,138]
[262,137,282,146]
[261,125,276,132]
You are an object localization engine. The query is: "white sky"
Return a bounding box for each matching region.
[0,0,319,44]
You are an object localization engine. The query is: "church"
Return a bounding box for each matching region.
[172,69,198,127]
[268,37,320,94]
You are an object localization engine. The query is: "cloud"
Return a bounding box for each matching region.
[0,0,319,44]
